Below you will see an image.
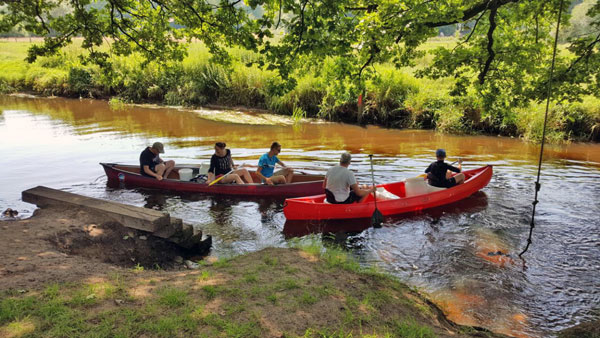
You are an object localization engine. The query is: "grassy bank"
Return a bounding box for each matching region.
[0,244,502,338]
[1,39,598,143]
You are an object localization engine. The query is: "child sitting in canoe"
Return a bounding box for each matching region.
[207,142,253,184]
[425,149,465,188]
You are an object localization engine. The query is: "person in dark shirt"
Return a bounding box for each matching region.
[139,142,175,180]
[425,149,465,188]
[207,142,253,184]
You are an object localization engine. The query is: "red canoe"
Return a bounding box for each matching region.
[100,163,324,198]
[283,165,493,220]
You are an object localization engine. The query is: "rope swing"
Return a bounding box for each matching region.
[519,0,565,258]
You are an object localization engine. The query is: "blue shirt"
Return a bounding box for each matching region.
[258,153,279,178]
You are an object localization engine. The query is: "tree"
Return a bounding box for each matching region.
[1,0,598,107]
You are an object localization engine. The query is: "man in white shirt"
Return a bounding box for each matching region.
[323,152,374,204]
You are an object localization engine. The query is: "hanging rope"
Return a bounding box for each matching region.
[519,0,565,258]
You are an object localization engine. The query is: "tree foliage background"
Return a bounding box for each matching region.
[1,0,599,121]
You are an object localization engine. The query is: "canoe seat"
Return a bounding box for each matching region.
[404,177,446,197]
[376,187,400,200]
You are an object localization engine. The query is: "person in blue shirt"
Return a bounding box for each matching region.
[256,142,294,185]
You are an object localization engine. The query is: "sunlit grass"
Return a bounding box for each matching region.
[0,38,597,143]
[0,242,515,337]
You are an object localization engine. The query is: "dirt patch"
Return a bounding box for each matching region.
[47,221,190,269]
[0,206,195,291]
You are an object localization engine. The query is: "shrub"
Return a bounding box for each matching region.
[68,67,93,96]
[147,84,164,100]
[367,69,420,125]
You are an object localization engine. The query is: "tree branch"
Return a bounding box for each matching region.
[109,2,154,56]
[424,0,519,28]
[479,7,498,84]
[564,32,600,74]
[181,0,218,29]
[276,0,282,29]
[34,2,51,34]
[346,5,378,13]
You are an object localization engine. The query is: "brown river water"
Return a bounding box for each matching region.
[1,95,599,337]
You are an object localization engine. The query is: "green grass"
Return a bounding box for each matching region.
[298,291,318,305]
[0,244,517,337]
[243,272,259,283]
[1,39,598,143]
[392,318,437,338]
[202,313,262,338]
[202,285,218,299]
[212,257,232,268]
[157,287,188,308]
[197,270,212,281]
[276,278,301,290]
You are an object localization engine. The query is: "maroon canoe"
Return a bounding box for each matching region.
[100,163,324,197]
[283,165,493,220]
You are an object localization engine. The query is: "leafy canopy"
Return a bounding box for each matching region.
[1,0,599,106]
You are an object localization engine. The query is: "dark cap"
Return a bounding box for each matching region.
[435,149,446,158]
[152,142,165,153]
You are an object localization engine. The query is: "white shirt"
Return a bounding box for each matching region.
[325,165,357,202]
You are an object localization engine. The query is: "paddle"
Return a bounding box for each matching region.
[369,154,384,228]
[208,169,234,186]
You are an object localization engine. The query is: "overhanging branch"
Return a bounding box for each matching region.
[479,7,498,84]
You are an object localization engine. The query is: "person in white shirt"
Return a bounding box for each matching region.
[323,152,374,204]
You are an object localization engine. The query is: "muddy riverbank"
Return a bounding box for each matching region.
[0,207,508,337]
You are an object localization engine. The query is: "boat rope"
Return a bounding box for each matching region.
[519,0,565,258]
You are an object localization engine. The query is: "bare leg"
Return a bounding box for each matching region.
[234,168,252,183]
[284,168,294,183]
[163,160,175,179]
[220,174,242,184]
[270,175,287,185]
[155,163,166,178]
[454,173,465,184]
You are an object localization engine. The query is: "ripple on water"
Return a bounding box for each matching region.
[2,96,600,337]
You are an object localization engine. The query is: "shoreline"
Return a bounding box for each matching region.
[0,206,507,337]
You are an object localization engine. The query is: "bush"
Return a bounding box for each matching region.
[0,79,15,94]
[1,40,599,143]
[68,67,93,96]
[367,69,420,125]
[552,104,595,141]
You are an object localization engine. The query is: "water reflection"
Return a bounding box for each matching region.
[2,95,600,165]
[2,95,600,337]
[143,193,168,211]
[283,218,372,239]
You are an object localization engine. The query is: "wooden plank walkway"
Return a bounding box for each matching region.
[22,186,171,233]
[22,186,211,251]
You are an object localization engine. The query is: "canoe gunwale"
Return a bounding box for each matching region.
[283,165,493,220]
[100,162,325,197]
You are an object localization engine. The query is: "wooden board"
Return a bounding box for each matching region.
[22,186,170,233]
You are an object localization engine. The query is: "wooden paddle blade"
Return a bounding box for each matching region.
[371,209,384,228]
[208,169,235,186]
[208,174,226,186]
